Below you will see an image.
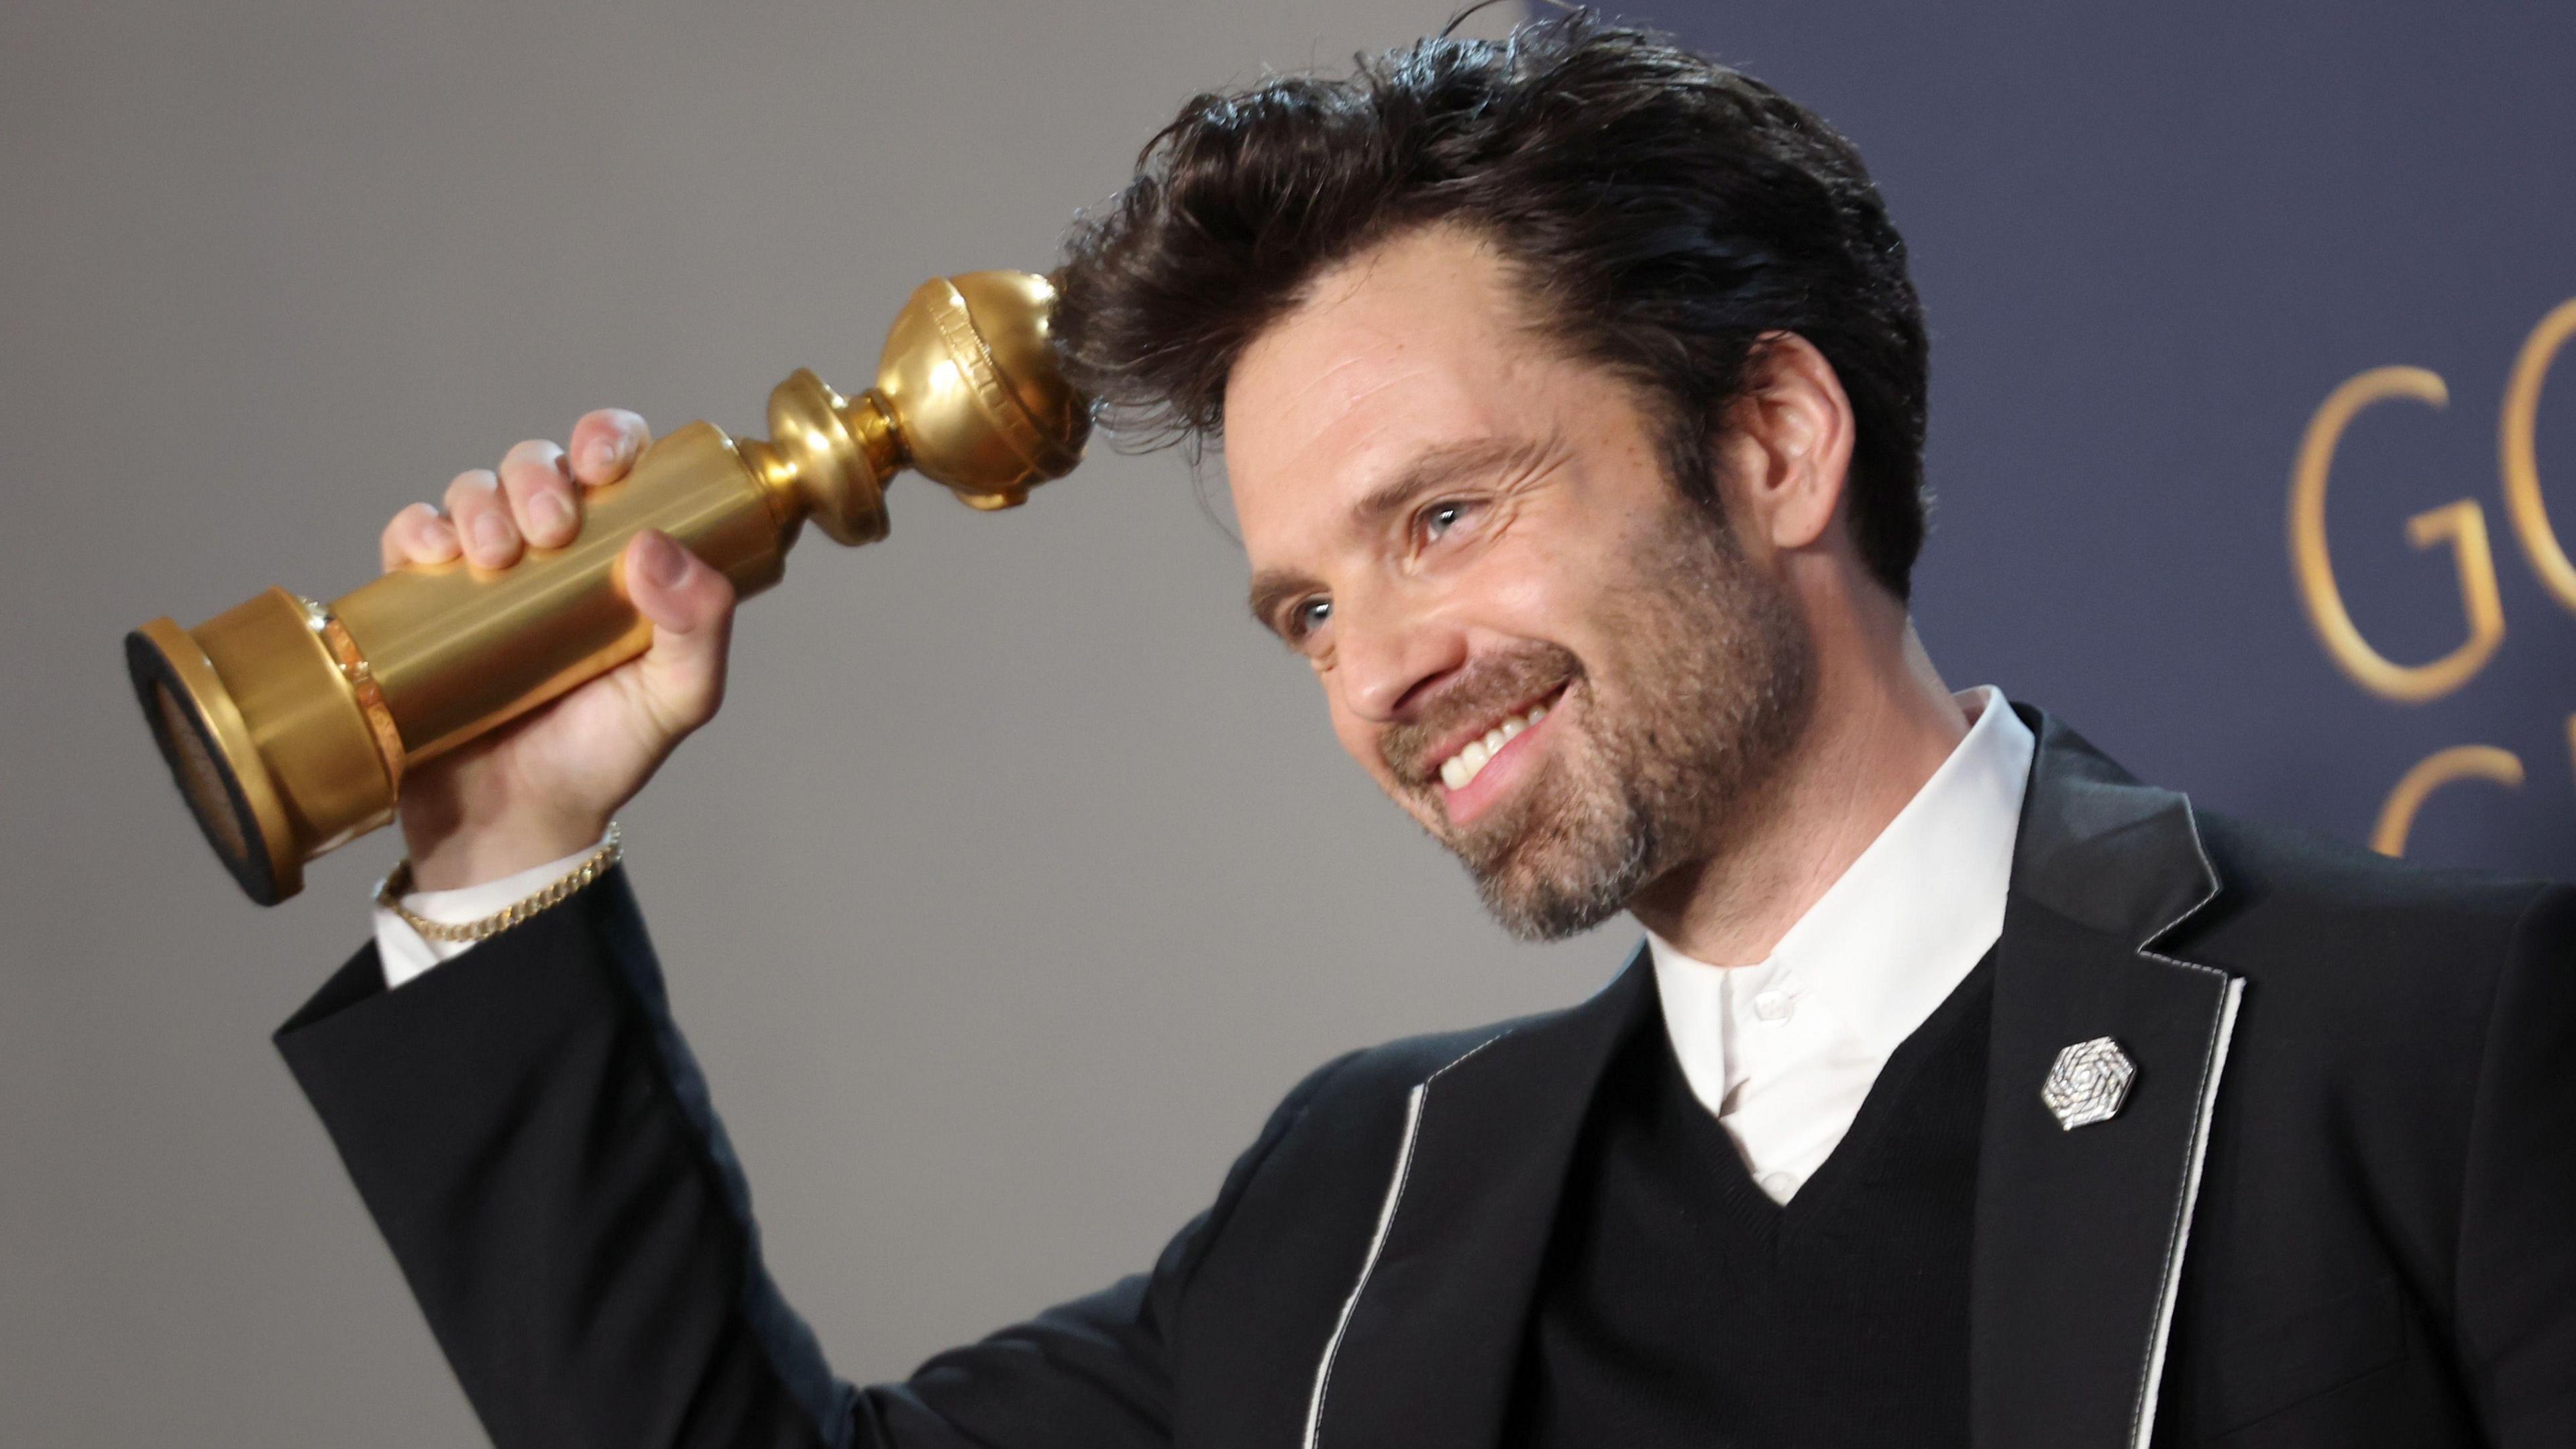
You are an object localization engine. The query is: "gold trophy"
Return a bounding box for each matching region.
[126,271,1089,906]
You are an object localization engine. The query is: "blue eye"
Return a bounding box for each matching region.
[1423,501,1468,541]
[1292,598,1333,637]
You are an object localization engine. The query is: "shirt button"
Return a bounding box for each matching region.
[1758,1170,1801,1200]
[1752,989,1792,1022]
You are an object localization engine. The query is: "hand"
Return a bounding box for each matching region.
[377,410,738,892]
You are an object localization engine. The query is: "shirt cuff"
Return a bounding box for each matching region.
[372,833,613,990]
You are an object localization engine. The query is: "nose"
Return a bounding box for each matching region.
[1336,585,1468,723]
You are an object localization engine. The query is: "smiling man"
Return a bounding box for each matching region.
[276,15,2576,1449]
[1217,223,1907,958]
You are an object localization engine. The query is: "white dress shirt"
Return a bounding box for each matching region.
[1648,686,2034,1204]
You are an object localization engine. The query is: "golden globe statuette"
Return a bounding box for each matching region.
[125,270,1089,906]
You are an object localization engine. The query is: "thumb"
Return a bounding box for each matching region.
[623,529,735,734]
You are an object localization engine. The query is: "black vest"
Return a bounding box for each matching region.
[1503,954,1994,1448]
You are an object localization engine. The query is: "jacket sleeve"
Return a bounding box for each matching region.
[276,865,1336,1449]
[2455,882,2576,1446]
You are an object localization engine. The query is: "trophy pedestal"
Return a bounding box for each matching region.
[128,590,394,905]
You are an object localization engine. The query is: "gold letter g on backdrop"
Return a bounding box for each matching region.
[2290,366,2506,703]
[2502,298,2576,614]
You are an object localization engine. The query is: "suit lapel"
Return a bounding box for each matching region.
[1307,947,1656,1449]
[1972,710,2244,1449]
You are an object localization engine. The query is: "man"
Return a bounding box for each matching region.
[278,15,2576,1448]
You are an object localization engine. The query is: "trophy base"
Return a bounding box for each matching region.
[128,619,294,904]
[127,589,398,906]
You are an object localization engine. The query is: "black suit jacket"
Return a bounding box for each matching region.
[276,708,2576,1448]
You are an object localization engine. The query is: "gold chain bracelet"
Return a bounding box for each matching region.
[376,823,623,944]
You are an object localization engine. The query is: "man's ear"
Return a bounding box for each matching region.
[1713,332,1858,555]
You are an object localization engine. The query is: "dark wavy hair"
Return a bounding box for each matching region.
[1053,12,1930,598]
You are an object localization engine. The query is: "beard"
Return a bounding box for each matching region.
[1381,504,1815,941]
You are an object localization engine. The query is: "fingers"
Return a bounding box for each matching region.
[445,467,520,570]
[380,502,461,574]
[411,458,557,574]
[497,439,581,550]
[390,409,646,574]
[567,409,650,488]
[623,529,735,736]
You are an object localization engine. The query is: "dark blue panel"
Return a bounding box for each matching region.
[1635,1,2576,875]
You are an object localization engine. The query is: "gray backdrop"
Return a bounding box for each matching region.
[11,1,2574,1444]
[1,4,1605,1444]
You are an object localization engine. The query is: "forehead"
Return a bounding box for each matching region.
[1222,228,1551,558]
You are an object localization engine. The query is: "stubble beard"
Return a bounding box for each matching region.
[1394,510,1815,941]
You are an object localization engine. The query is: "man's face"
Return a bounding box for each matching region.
[1225,227,1815,938]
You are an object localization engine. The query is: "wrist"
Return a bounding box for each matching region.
[404,812,612,893]
[380,824,623,948]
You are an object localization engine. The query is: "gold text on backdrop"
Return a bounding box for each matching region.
[2288,296,2576,854]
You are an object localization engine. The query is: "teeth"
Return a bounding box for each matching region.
[1436,699,1554,792]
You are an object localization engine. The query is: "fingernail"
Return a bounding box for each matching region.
[641,532,688,587]
[473,513,511,557]
[532,491,573,535]
[588,435,631,476]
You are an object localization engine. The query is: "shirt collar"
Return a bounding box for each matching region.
[1647,686,2036,1067]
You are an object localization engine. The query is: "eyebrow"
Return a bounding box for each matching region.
[1244,435,1548,635]
[1246,568,1322,639]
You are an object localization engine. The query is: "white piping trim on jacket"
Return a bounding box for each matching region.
[2127,973,2243,1449]
[1301,1031,1508,1449]
[1301,1083,1424,1449]
[2122,797,2234,1448]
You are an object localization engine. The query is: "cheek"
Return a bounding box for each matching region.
[1480,567,1574,639]
[1464,544,1617,680]
[1470,495,1636,636]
